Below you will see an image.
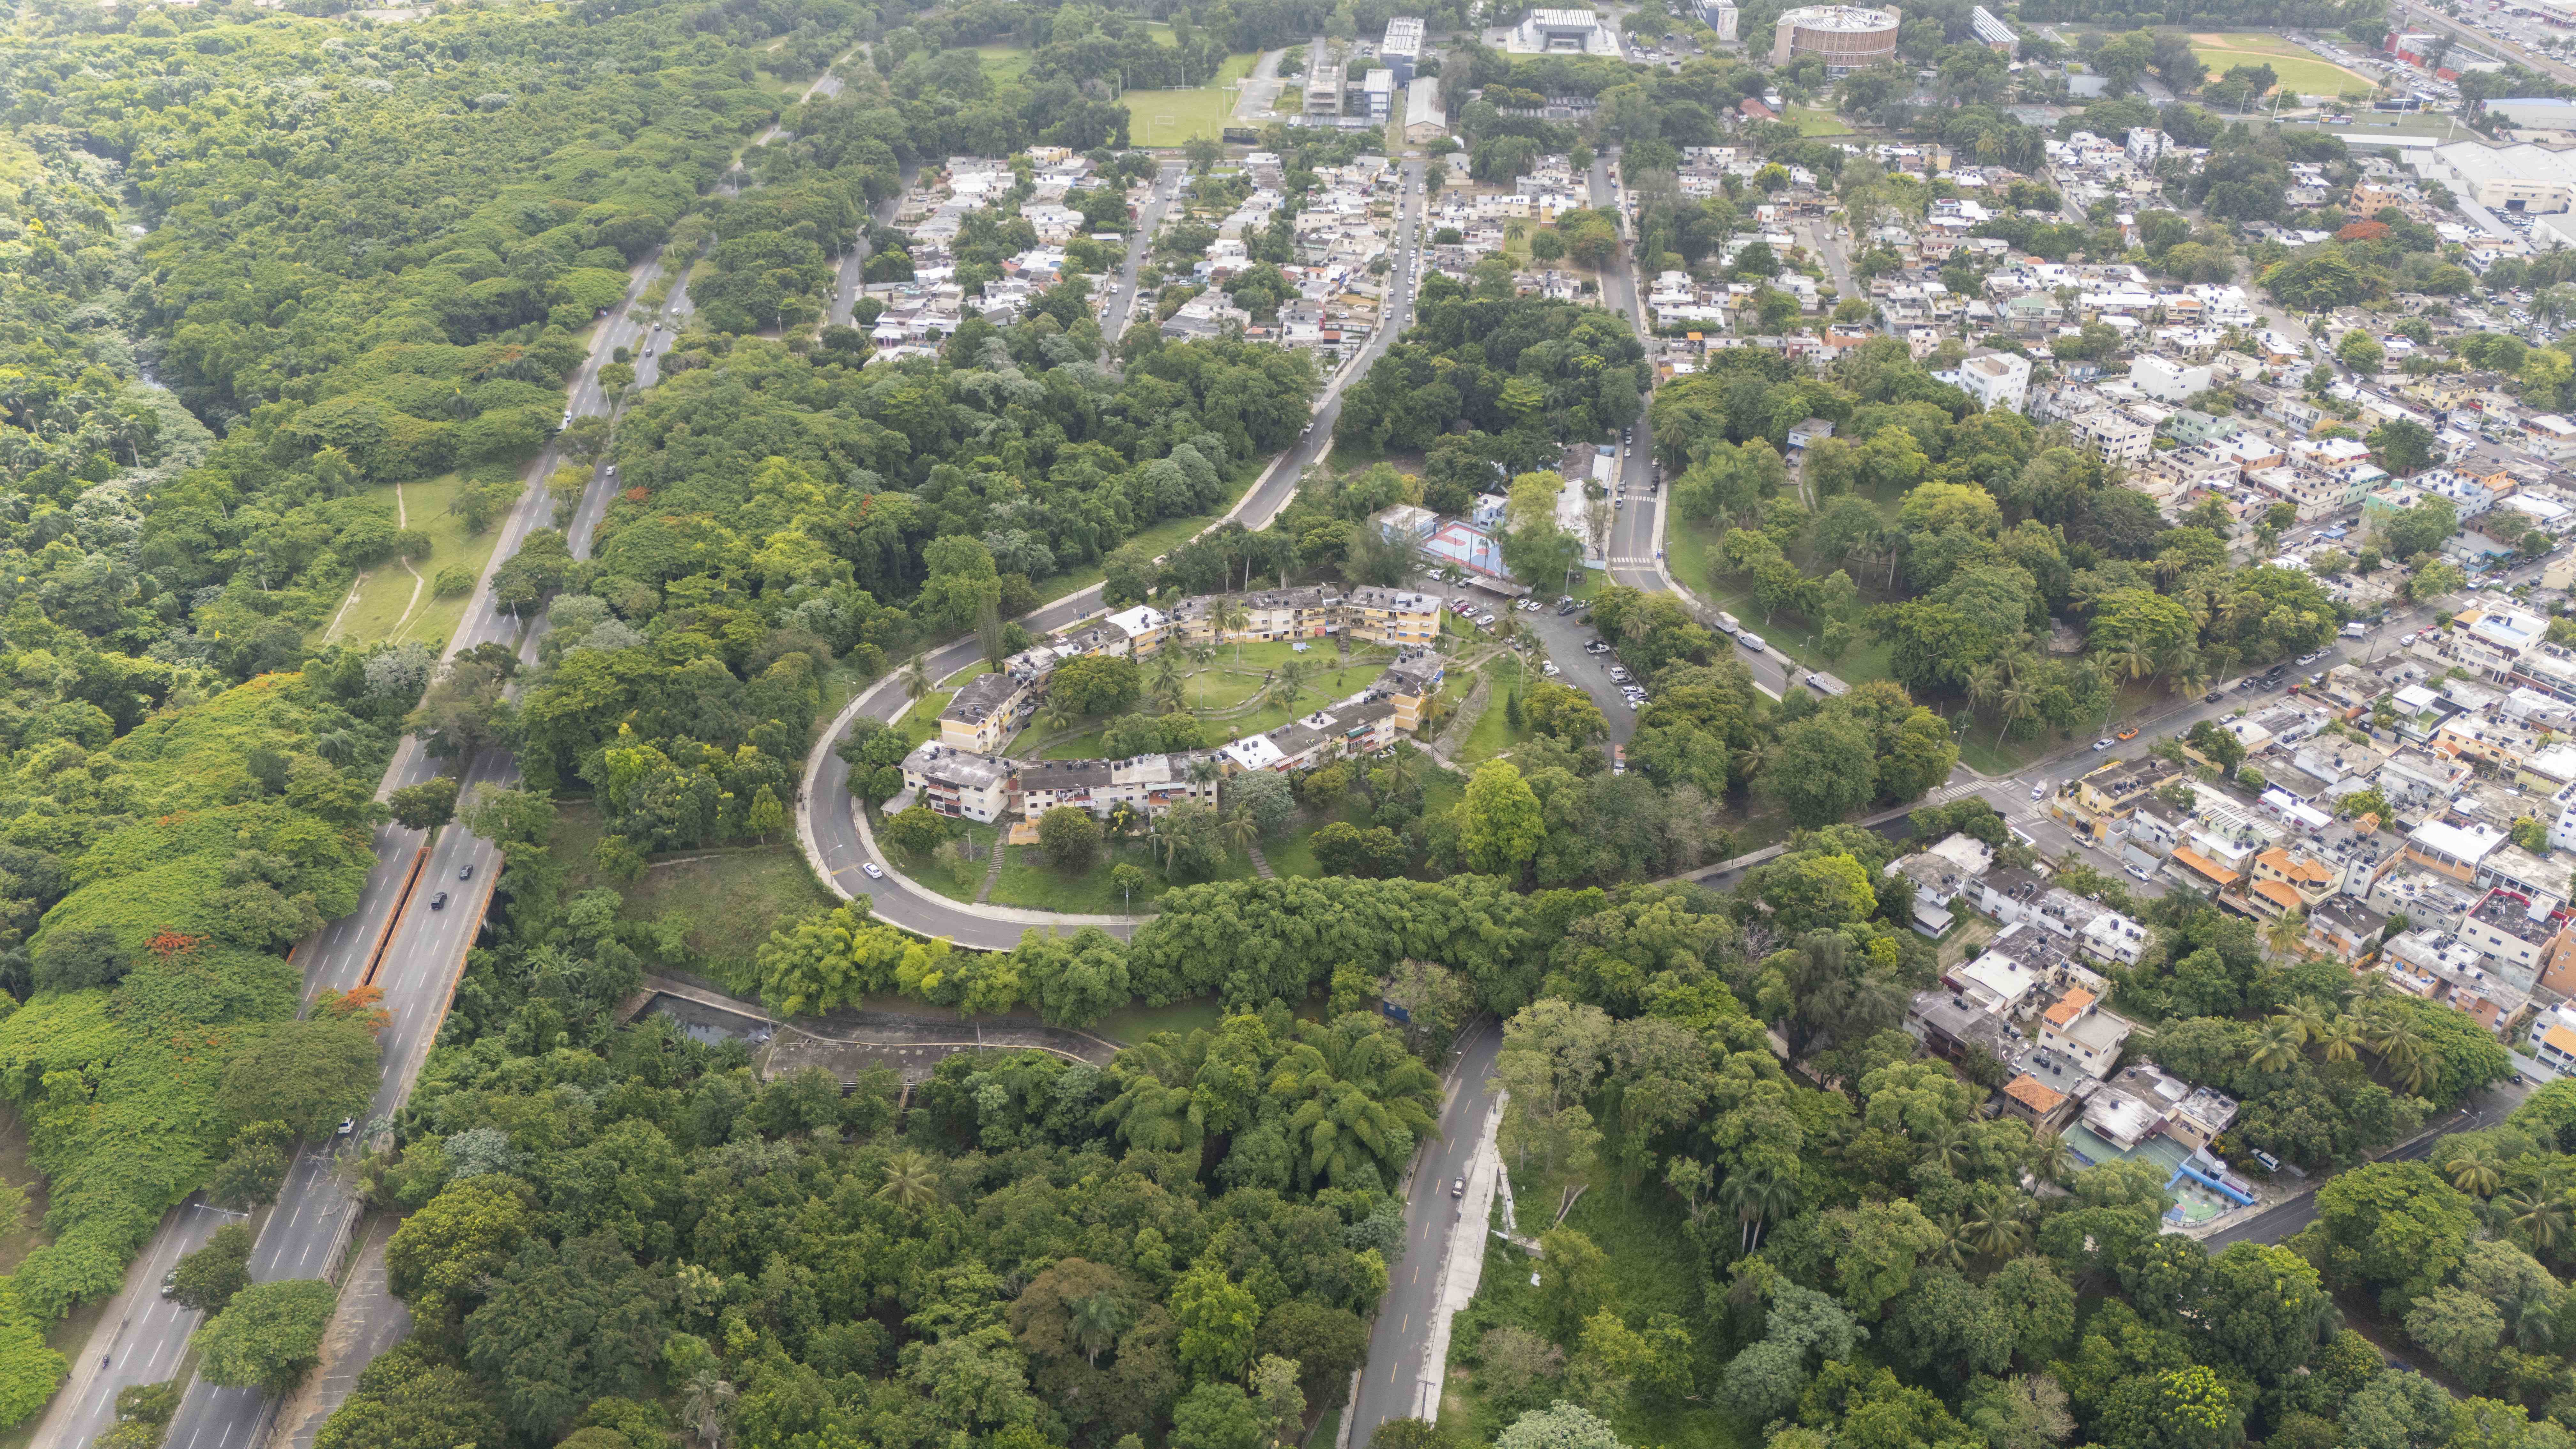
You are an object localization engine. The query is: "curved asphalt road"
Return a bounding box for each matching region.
[801,159,1430,946]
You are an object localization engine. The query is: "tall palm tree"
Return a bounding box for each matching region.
[1997,677,2041,746]
[1153,651,1187,713]
[2500,1189,2570,1252]
[1923,1127,1974,1177]
[1276,657,1310,711]
[2279,997,2333,1046]
[2446,1143,2505,1198]
[2262,908,2309,960]
[1721,1168,1798,1255]
[901,653,931,702]
[2249,1019,2303,1074]
[682,1369,738,1449]
[1928,1213,1975,1272]
[1222,807,1260,858]
[2313,1013,2365,1063]
[2366,1010,2434,1095]
[877,1149,941,1211]
[1964,1190,2028,1259]
[1966,662,2004,730]
[1068,1291,1136,1366]
[1216,598,1252,665]
[2028,1129,2078,1187]
[1035,698,1076,740]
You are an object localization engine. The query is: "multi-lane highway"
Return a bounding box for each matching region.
[800,159,1433,945]
[43,55,871,1449]
[44,263,662,1449]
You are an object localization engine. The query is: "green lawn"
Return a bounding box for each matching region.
[1456,663,1536,765]
[971,42,1033,83]
[2187,31,2376,96]
[899,688,956,746]
[1123,85,1238,145]
[1664,510,1895,689]
[1784,105,1851,135]
[1185,668,1269,710]
[1448,1173,1758,1449]
[991,832,1258,910]
[1214,50,1259,85]
[550,801,837,984]
[316,471,507,649]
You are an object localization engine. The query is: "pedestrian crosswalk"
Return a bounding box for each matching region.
[1919,781,1985,806]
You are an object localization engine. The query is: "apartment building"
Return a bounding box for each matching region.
[1017,753,1222,822]
[900,743,1016,823]
[940,671,1038,754]
[2456,886,2576,991]
[2035,988,2135,1079]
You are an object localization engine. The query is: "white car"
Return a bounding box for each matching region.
[1542,662,1560,677]
[2092,738,2113,751]
[862,862,885,879]
[2031,780,2048,800]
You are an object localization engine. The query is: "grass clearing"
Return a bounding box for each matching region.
[316,471,507,650]
[1785,104,1852,135]
[2187,33,2376,95]
[1456,664,1535,765]
[991,831,1258,910]
[550,801,837,983]
[1123,86,1238,145]
[1215,50,1260,85]
[971,42,1033,83]
[1450,1171,1759,1449]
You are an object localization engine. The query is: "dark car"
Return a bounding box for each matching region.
[459,862,474,881]
[2204,690,2225,702]
[1450,1176,1466,1198]
[430,891,449,910]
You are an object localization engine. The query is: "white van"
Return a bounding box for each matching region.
[1714,611,1740,635]
[2341,621,2368,639]
[1738,632,1767,654]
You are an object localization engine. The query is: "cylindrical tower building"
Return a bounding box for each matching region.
[1768,5,1901,75]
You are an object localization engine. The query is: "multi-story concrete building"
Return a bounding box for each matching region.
[1381,16,1426,83]
[940,670,1038,754]
[901,743,1016,823]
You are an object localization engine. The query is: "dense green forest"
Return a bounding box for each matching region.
[277,784,2561,1449]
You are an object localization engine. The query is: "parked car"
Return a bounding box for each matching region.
[1737,632,1766,653]
[2204,689,2225,702]
[1542,662,1560,677]
[2126,864,2153,882]
[1714,611,1740,634]
[1451,1176,1466,1198]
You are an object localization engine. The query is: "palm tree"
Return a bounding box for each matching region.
[1276,657,1310,711]
[1222,807,1260,858]
[1928,1213,1975,1272]
[901,653,932,702]
[2028,1129,2078,1187]
[877,1149,940,1211]
[1966,662,2004,731]
[2296,1011,2359,1062]
[1216,597,1252,665]
[1997,676,2041,746]
[1068,1291,1136,1366]
[2262,908,2309,960]
[2500,1189,2570,1252]
[1720,1168,1798,1255]
[1035,698,1076,740]
[681,1368,738,1449]
[311,729,357,764]
[2279,997,2333,1046]
[1923,1127,1974,1177]
[1153,651,1187,713]
[2248,1019,2303,1074]
[2365,1010,2434,1095]
[1964,1191,2028,1259]
[2446,1143,2505,1198]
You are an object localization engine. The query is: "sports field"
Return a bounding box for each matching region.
[1786,105,1851,135]
[2189,31,2377,97]
[1123,84,1236,144]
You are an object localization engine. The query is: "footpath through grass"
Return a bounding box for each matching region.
[317,471,506,649]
